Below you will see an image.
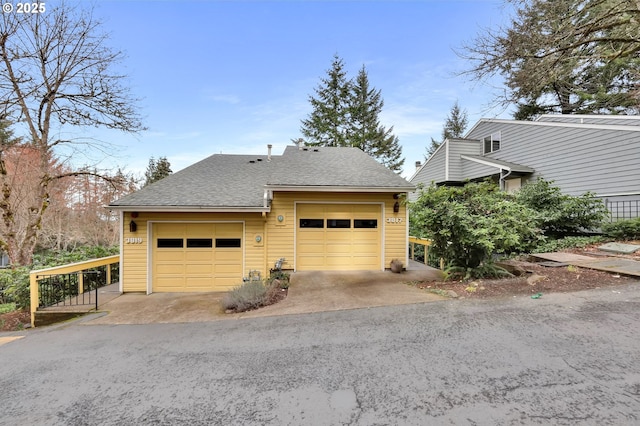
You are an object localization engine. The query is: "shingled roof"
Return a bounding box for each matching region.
[109,146,414,211]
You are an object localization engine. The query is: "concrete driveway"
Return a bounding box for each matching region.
[85,264,444,325]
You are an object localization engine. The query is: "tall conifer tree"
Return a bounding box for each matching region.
[350,66,404,172]
[300,56,404,172]
[300,54,351,147]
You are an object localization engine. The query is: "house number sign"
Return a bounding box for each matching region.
[386,217,403,223]
[125,237,143,244]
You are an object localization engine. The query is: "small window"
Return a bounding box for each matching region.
[483,131,501,154]
[300,219,324,228]
[187,238,213,248]
[327,219,350,228]
[215,238,241,248]
[354,219,377,229]
[157,238,183,248]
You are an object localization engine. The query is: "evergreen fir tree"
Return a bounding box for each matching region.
[425,101,468,159]
[300,54,351,147]
[300,56,404,172]
[144,156,172,187]
[349,66,404,172]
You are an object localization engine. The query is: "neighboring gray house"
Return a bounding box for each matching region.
[410,114,640,220]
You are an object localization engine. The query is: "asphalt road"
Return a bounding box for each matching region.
[2,282,640,425]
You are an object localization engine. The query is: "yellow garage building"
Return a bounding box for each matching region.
[109,145,415,293]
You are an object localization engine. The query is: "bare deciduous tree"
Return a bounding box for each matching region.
[0,2,144,265]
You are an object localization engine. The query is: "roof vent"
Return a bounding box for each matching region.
[249,160,255,164]
[267,144,272,161]
[303,147,308,151]
[257,158,263,162]
[313,148,319,152]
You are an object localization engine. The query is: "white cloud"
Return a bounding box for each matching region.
[208,94,241,104]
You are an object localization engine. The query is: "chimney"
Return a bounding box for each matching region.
[415,161,421,170]
[267,144,272,161]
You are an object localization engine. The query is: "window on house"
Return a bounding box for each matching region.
[354,219,378,228]
[186,238,213,248]
[215,238,241,248]
[157,238,184,248]
[483,131,501,154]
[327,219,350,228]
[300,219,324,228]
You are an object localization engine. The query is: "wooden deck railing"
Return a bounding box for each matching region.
[409,236,444,269]
[30,255,120,327]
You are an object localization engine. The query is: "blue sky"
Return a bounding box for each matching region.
[86,0,514,178]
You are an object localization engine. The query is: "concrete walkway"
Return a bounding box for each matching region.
[83,263,444,325]
[532,252,640,277]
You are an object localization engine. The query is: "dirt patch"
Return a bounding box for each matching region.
[0,309,30,331]
[416,245,639,299]
[417,263,634,299]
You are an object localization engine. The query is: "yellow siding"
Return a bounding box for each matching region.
[120,192,409,292]
[265,192,408,271]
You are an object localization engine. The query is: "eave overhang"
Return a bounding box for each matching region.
[107,205,270,213]
[460,155,535,174]
[264,185,415,193]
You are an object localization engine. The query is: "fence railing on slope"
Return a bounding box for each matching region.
[606,199,640,222]
[29,255,120,325]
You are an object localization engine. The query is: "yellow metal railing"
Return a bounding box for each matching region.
[408,236,443,269]
[30,255,120,327]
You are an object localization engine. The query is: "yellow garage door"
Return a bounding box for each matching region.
[296,204,381,271]
[152,223,243,292]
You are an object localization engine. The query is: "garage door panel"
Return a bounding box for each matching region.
[296,204,381,271]
[156,263,185,273]
[185,251,214,262]
[155,250,184,261]
[185,263,213,274]
[153,222,243,292]
[215,250,242,260]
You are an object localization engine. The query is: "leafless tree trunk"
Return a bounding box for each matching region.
[0,3,144,265]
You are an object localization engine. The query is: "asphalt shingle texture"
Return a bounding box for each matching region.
[110,146,414,208]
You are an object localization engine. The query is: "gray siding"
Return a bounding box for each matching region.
[462,159,502,181]
[409,143,447,201]
[537,115,640,127]
[466,120,640,197]
[447,139,484,181]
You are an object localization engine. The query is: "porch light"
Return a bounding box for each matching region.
[393,201,400,213]
[129,221,137,233]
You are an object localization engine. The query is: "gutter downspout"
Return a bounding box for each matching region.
[499,168,512,191]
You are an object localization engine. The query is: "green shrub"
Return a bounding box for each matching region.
[32,246,119,269]
[0,303,16,314]
[410,181,542,277]
[444,263,513,281]
[222,281,267,312]
[0,267,30,309]
[268,270,290,289]
[602,217,640,241]
[513,178,607,235]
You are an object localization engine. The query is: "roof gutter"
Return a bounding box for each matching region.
[264,185,415,193]
[107,205,270,213]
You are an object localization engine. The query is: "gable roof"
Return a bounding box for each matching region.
[110,145,414,212]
